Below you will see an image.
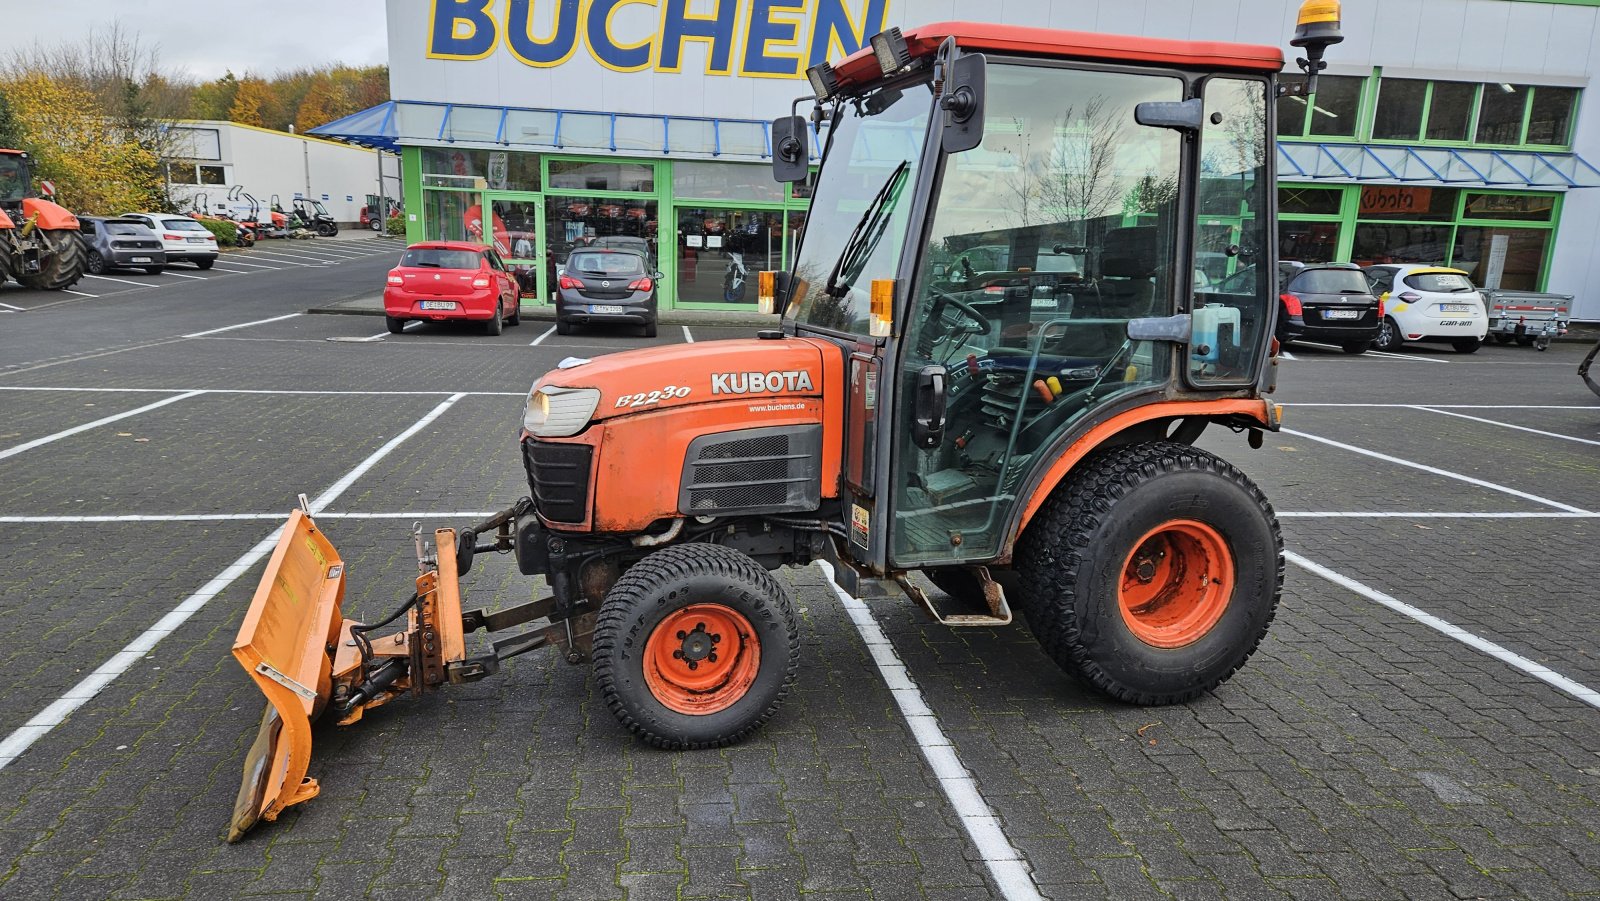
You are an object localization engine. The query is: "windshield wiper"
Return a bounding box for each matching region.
[1450,286,1475,293]
[824,160,911,298]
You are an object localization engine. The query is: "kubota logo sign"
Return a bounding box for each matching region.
[712,370,815,394]
[425,0,890,79]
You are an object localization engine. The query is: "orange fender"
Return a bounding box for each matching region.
[21,197,78,230]
[0,208,12,229]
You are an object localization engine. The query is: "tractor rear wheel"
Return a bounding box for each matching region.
[1016,442,1282,705]
[594,543,799,749]
[15,228,84,291]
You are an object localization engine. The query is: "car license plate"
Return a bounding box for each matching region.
[187,237,207,243]
[1322,309,1361,320]
[588,304,625,314]
[132,257,151,263]
[420,301,457,310]
[1441,303,1473,312]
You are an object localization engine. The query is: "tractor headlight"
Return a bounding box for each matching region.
[523,385,601,437]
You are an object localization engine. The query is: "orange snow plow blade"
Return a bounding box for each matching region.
[228,509,349,842]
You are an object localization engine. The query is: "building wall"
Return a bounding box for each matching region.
[168,121,401,223]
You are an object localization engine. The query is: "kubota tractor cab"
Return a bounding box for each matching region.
[227,4,1348,841]
[0,149,85,290]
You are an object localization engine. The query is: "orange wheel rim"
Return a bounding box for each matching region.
[642,604,761,715]
[1118,520,1235,649]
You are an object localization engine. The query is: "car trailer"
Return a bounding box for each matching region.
[1484,289,1574,351]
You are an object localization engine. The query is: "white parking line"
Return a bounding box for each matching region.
[682,326,694,343]
[0,393,467,771]
[0,390,205,461]
[241,250,330,267]
[161,271,208,280]
[1279,350,1294,360]
[1281,427,1591,514]
[0,511,501,523]
[1287,550,1600,711]
[0,301,24,311]
[181,312,303,339]
[819,562,1045,901]
[82,274,154,288]
[213,258,285,270]
[1412,406,1600,449]
[1278,511,1599,519]
[1299,341,1450,364]
[63,289,100,298]
[0,386,525,396]
[208,265,253,274]
[530,325,557,346]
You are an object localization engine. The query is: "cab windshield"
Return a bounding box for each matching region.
[787,80,933,335]
[0,155,29,203]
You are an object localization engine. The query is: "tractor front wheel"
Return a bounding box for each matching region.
[1016,442,1282,705]
[594,543,799,749]
[15,228,84,291]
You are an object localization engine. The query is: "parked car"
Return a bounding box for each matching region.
[555,248,660,337]
[1363,265,1488,354]
[1279,262,1382,354]
[77,217,165,275]
[384,242,522,336]
[119,213,219,269]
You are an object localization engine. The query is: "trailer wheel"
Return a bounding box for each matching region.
[15,228,84,291]
[594,543,799,749]
[1016,441,1282,705]
[1452,337,1482,354]
[1493,334,1515,345]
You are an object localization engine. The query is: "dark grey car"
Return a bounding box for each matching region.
[78,217,166,275]
[555,249,660,337]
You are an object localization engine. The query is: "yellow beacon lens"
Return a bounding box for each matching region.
[1297,0,1340,25]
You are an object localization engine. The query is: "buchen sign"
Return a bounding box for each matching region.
[427,0,891,78]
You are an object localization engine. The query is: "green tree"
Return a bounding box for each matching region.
[0,92,24,149]
[1,72,161,213]
[229,77,270,127]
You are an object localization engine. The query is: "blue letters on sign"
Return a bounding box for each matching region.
[587,0,656,72]
[742,0,806,77]
[807,0,889,68]
[506,0,582,67]
[658,0,739,74]
[428,0,498,60]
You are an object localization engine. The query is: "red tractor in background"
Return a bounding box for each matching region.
[0,149,84,291]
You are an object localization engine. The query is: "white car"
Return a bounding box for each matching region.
[120,213,219,270]
[1363,265,1489,354]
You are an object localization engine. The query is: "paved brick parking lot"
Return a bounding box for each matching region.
[1,248,1598,900]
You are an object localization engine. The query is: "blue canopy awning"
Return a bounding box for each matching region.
[310,100,822,161]
[1278,142,1600,190]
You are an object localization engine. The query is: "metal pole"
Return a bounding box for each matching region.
[376,150,386,231]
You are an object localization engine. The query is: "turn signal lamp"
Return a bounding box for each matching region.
[1292,0,1344,48]
[806,62,840,102]
[870,28,911,75]
[1280,293,1303,317]
[472,276,491,288]
[869,278,895,337]
[386,272,403,286]
[757,270,778,314]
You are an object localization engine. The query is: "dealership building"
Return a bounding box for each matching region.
[312,0,1600,317]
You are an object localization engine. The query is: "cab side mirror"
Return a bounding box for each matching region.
[770,116,809,184]
[941,53,986,154]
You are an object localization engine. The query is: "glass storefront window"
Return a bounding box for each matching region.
[1464,193,1555,222]
[1372,79,1427,141]
[546,194,659,298]
[548,160,654,192]
[1452,226,1549,290]
[1357,186,1457,221]
[1351,223,1450,267]
[488,198,542,296]
[1425,82,1477,141]
[1476,83,1528,144]
[674,207,782,306]
[673,161,783,203]
[422,148,540,191]
[1279,221,1341,263]
[423,189,474,243]
[1279,186,1342,216]
[1527,87,1578,146]
[1305,75,1362,138]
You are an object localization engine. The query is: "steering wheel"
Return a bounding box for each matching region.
[923,289,992,353]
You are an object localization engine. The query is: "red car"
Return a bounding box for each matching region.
[384,241,521,336]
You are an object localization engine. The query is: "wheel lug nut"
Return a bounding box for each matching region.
[672,649,683,659]
[707,652,717,662]
[695,622,705,632]
[687,660,698,670]
[711,634,721,643]
[676,630,687,639]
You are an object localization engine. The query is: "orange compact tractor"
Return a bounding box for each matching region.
[0,150,84,290]
[228,3,1347,840]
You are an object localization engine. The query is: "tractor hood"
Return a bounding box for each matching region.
[534,337,829,423]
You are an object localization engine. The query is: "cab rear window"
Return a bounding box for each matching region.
[1404,272,1475,293]
[401,248,482,270]
[1289,268,1372,294]
[568,252,645,276]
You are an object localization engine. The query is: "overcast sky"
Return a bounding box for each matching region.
[0,1,388,80]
